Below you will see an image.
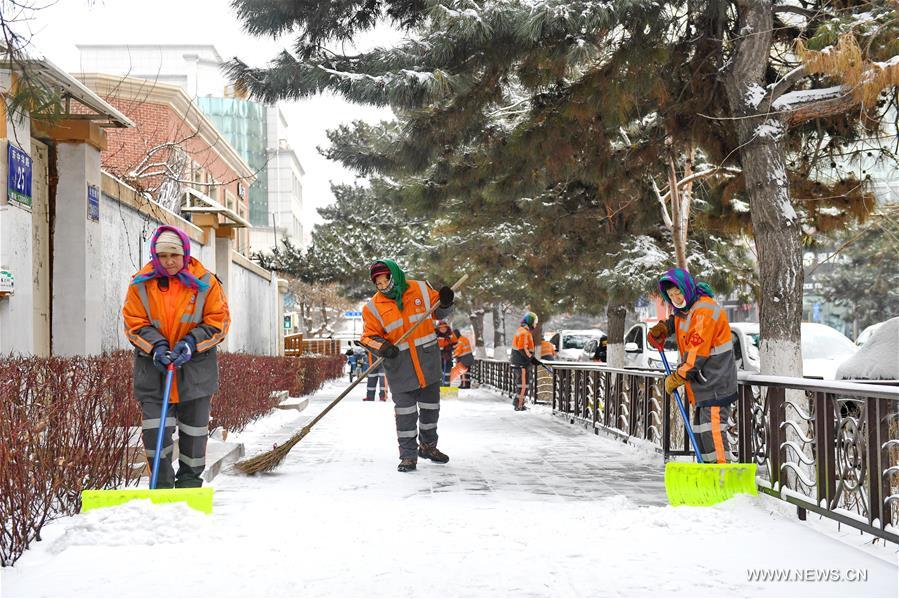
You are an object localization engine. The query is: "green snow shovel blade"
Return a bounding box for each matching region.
[656,348,757,506]
[664,462,757,506]
[81,487,214,514]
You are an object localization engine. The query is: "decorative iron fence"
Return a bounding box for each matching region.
[472,358,899,543]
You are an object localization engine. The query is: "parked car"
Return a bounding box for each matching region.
[855,321,886,347]
[623,321,679,370]
[549,329,605,361]
[837,317,898,381]
[730,321,858,379]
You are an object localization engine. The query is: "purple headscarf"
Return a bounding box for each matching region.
[131,225,210,291]
[657,267,712,315]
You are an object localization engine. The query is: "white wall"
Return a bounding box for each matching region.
[228,257,277,354]
[0,71,36,354]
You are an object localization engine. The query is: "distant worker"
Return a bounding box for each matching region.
[539,338,556,360]
[365,348,388,401]
[510,312,538,411]
[452,328,475,388]
[435,320,458,385]
[647,268,738,464]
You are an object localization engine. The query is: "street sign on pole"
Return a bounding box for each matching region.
[344,310,362,317]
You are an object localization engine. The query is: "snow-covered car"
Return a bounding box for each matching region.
[855,321,886,347]
[623,321,679,370]
[730,322,858,379]
[837,317,898,381]
[549,329,605,361]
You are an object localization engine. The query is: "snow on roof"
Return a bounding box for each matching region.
[837,317,899,380]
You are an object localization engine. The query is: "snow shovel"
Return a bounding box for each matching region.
[658,349,757,507]
[236,273,470,474]
[81,363,214,514]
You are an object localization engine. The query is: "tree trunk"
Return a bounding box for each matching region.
[724,0,803,377]
[668,153,689,270]
[606,301,627,369]
[301,300,314,333]
[469,306,487,358]
[492,303,506,359]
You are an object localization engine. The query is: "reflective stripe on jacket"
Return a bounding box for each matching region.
[665,297,737,405]
[510,325,535,367]
[360,280,451,392]
[123,258,230,403]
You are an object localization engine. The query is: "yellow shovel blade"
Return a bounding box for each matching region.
[665,462,757,506]
[440,386,459,397]
[81,488,213,514]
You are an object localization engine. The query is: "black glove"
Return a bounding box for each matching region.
[151,342,172,373]
[378,342,400,359]
[438,286,454,308]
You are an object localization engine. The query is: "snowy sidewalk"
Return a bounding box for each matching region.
[2,382,897,598]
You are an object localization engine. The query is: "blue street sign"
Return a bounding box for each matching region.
[7,144,32,209]
[344,310,362,317]
[87,185,100,222]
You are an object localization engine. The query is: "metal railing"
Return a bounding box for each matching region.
[472,358,899,543]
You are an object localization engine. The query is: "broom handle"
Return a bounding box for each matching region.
[302,274,470,432]
[658,348,704,463]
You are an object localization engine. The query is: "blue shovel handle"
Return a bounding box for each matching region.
[150,364,176,490]
[657,348,704,463]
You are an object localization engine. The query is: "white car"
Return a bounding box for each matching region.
[623,321,679,370]
[549,329,605,361]
[730,321,858,379]
[855,321,886,347]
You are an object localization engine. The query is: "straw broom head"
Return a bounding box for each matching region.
[234,425,310,474]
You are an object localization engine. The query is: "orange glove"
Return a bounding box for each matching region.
[664,372,687,394]
[648,321,669,350]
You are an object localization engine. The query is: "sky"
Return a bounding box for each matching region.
[22,0,400,231]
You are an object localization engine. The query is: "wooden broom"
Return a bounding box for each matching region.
[235,273,469,474]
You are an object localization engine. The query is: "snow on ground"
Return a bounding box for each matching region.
[2,383,897,598]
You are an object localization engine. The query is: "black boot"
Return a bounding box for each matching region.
[397,458,417,472]
[418,442,449,463]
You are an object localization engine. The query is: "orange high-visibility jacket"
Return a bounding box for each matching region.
[453,335,473,358]
[665,296,738,405]
[361,280,451,392]
[510,325,535,367]
[123,258,229,403]
[539,340,556,359]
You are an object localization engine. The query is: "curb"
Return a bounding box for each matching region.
[276,396,310,412]
[202,441,245,483]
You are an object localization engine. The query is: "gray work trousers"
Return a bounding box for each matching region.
[392,382,440,459]
[140,396,211,488]
[693,402,734,464]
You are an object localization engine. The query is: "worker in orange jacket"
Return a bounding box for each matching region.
[360,260,454,472]
[435,320,458,385]
[538,338,556,360]
[510,312,538,411]
[648,267,738,464]
[451,328,474,388]
[122,225,230,488]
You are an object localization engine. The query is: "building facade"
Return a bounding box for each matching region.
[76,44,305,252]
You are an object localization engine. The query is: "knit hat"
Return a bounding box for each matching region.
[370,262,391,282]
[154,230,184,255]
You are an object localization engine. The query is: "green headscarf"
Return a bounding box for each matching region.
[373,259,409,310]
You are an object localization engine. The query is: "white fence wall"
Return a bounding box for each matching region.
[228,254,279,355]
